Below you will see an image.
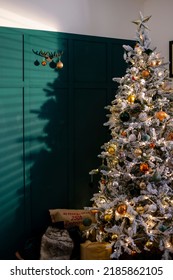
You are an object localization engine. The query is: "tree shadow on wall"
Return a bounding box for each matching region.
[25,73,69,235]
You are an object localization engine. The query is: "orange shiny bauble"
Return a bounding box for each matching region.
[41,60,47,66]
[90,209,99,214]
[142,69,150,78]
[140,163,149,173]
[117,203,127,215]
[101,179,106,185]
[121,131,127,137]
[131,250,137,256]
[155,111,168,121]
[149,60,156,67]
[149,143,155,148]
[56,60,63,69]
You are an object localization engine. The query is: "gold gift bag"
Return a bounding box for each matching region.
[80,241,112,260]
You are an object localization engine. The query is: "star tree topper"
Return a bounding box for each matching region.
[132,11,152,31]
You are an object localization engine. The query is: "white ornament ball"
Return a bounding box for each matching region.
[129,134,137,142]
[148,204,157,212]
[139,112,148,122]
[140,79,146,85]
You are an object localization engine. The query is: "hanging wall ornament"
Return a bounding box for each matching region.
[34,59,40,66]
[49,60,57,69]
[41,59,47,66]
[56,59,64,69]
[32,49,64,69]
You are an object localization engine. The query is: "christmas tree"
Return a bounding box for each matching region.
[86,12,173,259]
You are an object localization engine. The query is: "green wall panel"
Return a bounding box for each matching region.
[24,86,69,231]
[74,40,107,83]
[0,88,24,259]
[111,42,129,81]
[0,26,133,259]
[0,34,23,87]
[73,88,108,208]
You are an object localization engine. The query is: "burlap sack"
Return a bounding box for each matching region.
[40,227,74,260]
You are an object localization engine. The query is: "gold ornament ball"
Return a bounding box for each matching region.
[134,148,142,156]
[127,94,136,103]
[140,163,149,173]
[110,158,118,167]
[149,60,156,67]
[145,240,153,249]
[111,234,118,241]
[117,203,127,215]
[142,69,150,78]
[139,181,146,189]
[136,205,145,214]
[108,146,116,155]
[155,111,168,121]
[104,214,113,222]
[156,59,162,66]
[56,60,63,69]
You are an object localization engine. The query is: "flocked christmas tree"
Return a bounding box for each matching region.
[86,12,173,259]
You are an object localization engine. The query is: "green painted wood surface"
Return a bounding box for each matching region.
[0,26,133,259]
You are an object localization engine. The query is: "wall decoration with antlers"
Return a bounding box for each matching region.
[32,49,64,69]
